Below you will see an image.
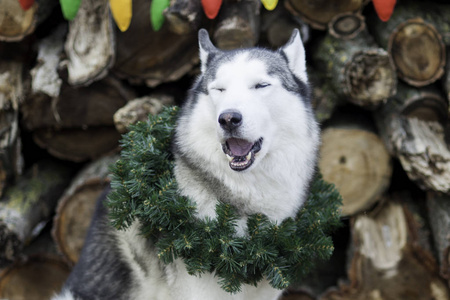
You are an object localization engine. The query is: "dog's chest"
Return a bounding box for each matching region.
[175,161,304,225]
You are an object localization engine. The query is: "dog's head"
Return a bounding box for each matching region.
[176,29,318,175]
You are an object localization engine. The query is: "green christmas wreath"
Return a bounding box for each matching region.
[107,106,342,293]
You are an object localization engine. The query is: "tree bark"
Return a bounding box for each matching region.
[427,192,450,287]
[32,127,121,162]
[368,1,448,87]
[284,0,365,30]
[375,83,450,193]
[0,61,24,197]
[113,0,198,87]
[312,27,396,109]
[113,95,175,133]
[319,118,392,217]
[213,0,261,50]
[61,0,115,86]
[0,160,73,266]
[52,155,117,265]
[30,25,65,99]
[163,0,202,34]
[321,198,450,300]
[24,71,133,162]
[0,255,70,299]
[261,6,310,48]
[23,77,133,130]
[308,69,342,123]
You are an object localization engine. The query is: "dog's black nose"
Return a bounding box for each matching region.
[218,110,242,131]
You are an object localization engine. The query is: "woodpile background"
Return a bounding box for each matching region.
[1,0,450,299]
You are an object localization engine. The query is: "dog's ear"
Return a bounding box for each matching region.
[281,29,308,82]
[198,29,218,73]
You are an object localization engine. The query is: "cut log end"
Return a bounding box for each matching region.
[53,180,108,264]
[319,127,392,217]
[388,18,446,87]
[0,255,70,299]
[328,13,366,40]
[345,50,397,107]
[52,155,116,264]
[0,0,37,41]
[400,93,448,123]
[284,0,365,30]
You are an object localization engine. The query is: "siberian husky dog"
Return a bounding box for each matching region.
[53,29,319,300]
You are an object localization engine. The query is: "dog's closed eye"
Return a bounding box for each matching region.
[254,83,270,89]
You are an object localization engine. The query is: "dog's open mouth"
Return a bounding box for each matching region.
[222,137,263,171]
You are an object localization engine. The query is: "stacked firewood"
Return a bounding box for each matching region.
[1,0,450,299]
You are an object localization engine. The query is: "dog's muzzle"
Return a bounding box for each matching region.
[222,137,263,171]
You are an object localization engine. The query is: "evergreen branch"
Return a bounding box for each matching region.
[107,106,343,293]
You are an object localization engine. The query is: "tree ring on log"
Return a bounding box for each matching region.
[400,92,448,124]
[319,127,392,217]
[328,13,366,40]
[388,18,445,87]
[284,0,364,30]
[344,49,397,107]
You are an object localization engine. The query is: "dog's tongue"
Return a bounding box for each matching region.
[227,138,253,156]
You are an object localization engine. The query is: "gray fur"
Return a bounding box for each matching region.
[62,188,133,300]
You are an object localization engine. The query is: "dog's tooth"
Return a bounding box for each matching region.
[246,152,252,161]
[226,154,234,162]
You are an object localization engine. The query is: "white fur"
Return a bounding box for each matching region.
[113,222,281,300]
[281,30,308,82]
[175,52,319,224]
[116,223,171,300]
[52,290,77,300]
